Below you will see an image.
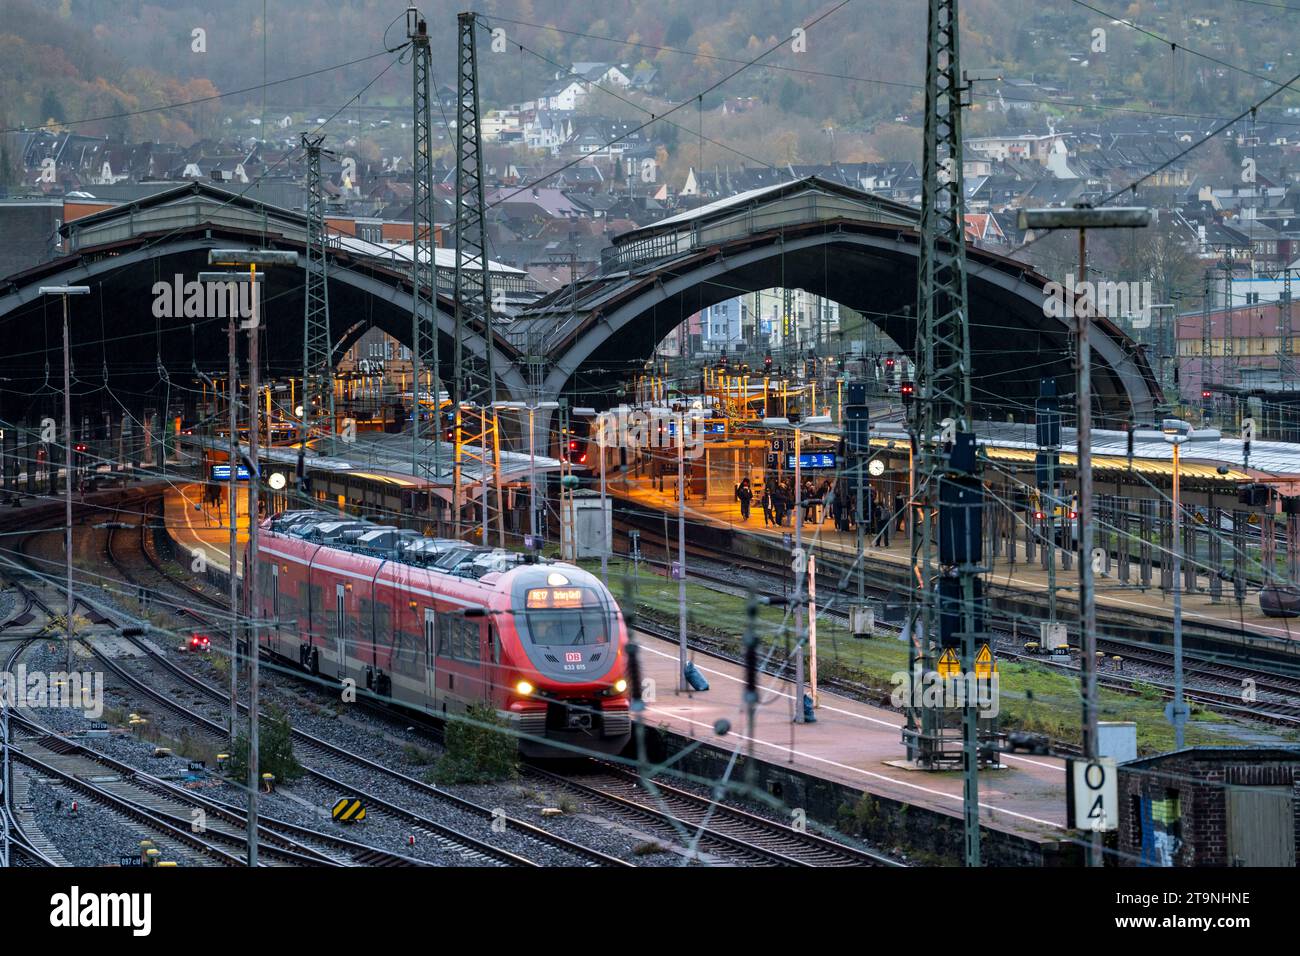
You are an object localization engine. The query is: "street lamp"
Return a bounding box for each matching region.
[762,414,831,720]
[492,400,558,549]
[571,407,608,584]
[205,248,297,870]
[1165,432,1189,750]
[39,285,90,672]
[1018,205,1150,869]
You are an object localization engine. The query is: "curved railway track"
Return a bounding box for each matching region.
[86,499,628,867]
[100,490,899,866]
[3,509,559,867]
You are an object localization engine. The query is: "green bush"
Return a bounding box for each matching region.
[428,703,518,785]
[228,703,304,784]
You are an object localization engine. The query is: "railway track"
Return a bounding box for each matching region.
[4,513,556,867]
[523,761,900,867]
[86,501,630,867]
[106,491,897,866]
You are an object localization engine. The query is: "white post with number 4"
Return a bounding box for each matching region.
[1069,757,1118,832]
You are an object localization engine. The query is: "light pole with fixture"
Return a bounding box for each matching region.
[1018,204,1151,868]
[763,413,832,719]
[1166,431,1188,749]
[205,248,298,869]
[492,400,559,549]
[39,285,90,672]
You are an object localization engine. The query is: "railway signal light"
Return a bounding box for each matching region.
[899,380,914,403]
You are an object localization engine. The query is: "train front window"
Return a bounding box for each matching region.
[522,587,609,647]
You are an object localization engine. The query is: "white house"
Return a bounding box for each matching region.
[543,80,587,112]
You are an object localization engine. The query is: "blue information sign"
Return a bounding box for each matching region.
[211,464,251,481]
[787,452,837,469]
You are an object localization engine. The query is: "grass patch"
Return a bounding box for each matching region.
[401,742,438,766]
[585,559,1289,753]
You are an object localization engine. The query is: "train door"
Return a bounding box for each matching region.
[335,583,346,681]
[424,608,437,709]
[270,564,281,656]
[484,623,499,706]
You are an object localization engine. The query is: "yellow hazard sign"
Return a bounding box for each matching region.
[332,798,367,823]
[937,648,960,678]
[975,643,997,679]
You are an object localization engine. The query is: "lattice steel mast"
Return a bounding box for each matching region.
[452,11,501,543]
[408,8,441,485]
[908,0,983,866]
[301,133,336,464]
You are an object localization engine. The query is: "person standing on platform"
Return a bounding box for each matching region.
[735,477,753,522]
[761,481,775,526]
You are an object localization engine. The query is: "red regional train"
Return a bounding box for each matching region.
[254,511,631,756]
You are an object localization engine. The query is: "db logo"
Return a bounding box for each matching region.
[565,652,582,663]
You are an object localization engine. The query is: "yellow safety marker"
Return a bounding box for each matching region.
[332,798,367,823]
[974,643,996,679]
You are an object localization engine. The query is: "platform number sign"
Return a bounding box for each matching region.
[1068,757,1117,832]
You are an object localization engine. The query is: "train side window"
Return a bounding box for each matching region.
[490,624,500,665]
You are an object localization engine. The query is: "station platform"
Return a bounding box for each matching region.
[609,476,1300,645]
[632,627,1068,847]
[164,482,246,578]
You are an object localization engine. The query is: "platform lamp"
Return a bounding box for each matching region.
[762,414,832,720]
[205,248,298,870]
[1018,205,1149,868]
[39,285,90,673]
[492,400,559,550]
[1165,430,1189,752]
[570,407,607,583]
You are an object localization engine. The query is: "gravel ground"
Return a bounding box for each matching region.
[13,523,852,867]
[23,776,205,868]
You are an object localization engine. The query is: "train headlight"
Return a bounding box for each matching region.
[613,679,628,694]
[515,680,535,696]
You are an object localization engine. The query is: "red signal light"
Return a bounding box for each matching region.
[886,358,895,368]
[1034,511,1045,520]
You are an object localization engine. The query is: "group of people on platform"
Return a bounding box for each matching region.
[733,475,897,537]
